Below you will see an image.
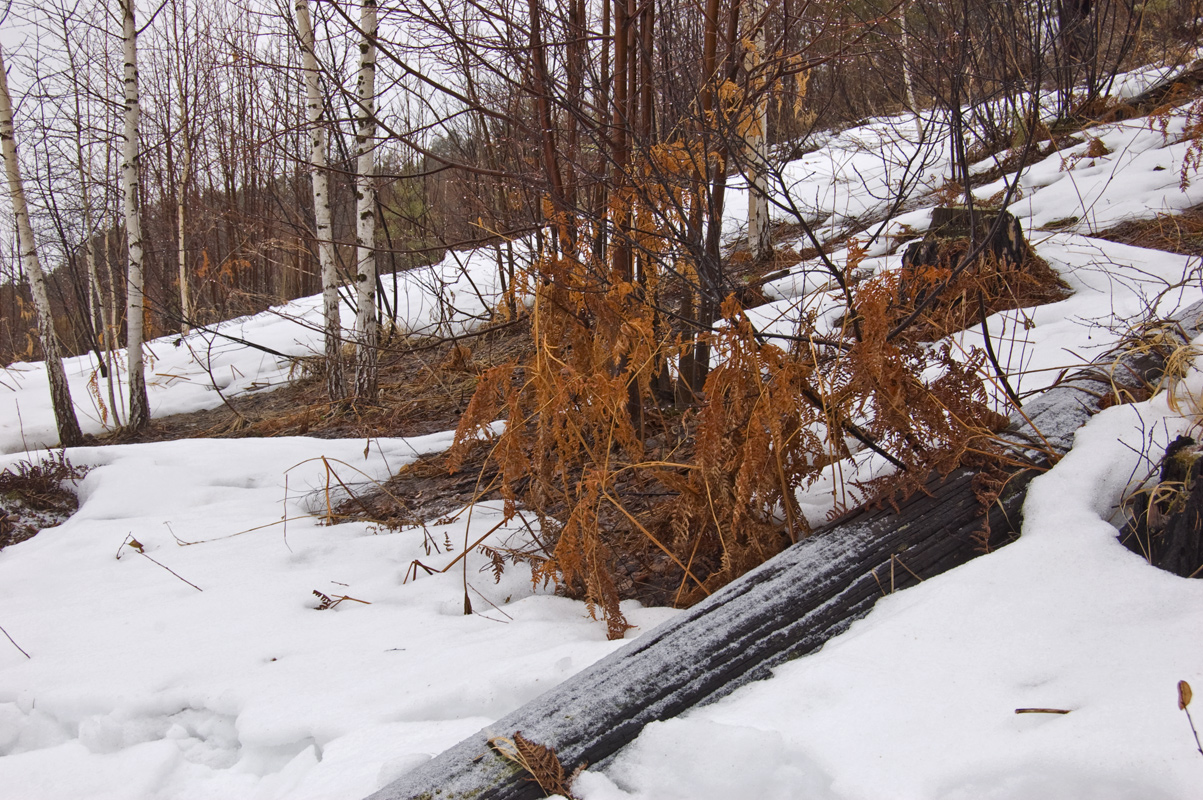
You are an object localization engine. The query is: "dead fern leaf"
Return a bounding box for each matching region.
[488,731,579,799]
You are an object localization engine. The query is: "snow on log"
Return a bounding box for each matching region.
[367,301,1203,800]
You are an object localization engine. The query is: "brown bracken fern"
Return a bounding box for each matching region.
[451,149,1021,635]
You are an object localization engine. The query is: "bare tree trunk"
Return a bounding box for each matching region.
[177,124,191,334]
[899,0,923,140]
[76,152,115,422]
[353,0,378,402]
[102,133,125,427]
[611,0,631,281]
[295,0,345,402]
[121,0,150,431]
[103,224,123,426]
[0,46,84,447]
[686,0,742,395]
[744,0,771,263]
[171,0,193,336]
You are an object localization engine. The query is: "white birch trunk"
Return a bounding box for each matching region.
[121,0,150,430]
[0,46,83,447]
[900,1,923,141]
[295,0,345,402]
[104,224,125,425]
[174,1,192,337]
[744,0,771,263]
[353,0,378,401]
[177,127,190,335]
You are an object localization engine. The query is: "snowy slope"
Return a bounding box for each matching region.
[4,65,1203,799]
[0,244,527,457]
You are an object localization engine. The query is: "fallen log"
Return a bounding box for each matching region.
[367,302,1203,800]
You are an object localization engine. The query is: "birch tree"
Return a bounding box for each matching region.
[170,0,194,335]
[743,0,771,263]
[352,0,378,401]
[121,0,150,430]
[295,0,345,402]
[0,45,84,447]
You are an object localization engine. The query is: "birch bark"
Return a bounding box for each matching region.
[295,0,345,401]
[0,46,84,446]
[353,0,378,401]
[744,0,771,262]
[121,0,150,430]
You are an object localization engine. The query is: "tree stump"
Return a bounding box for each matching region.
[1120,435,1203,578]
[901,207,1026,272]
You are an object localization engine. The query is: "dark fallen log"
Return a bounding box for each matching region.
[367,302,1203,800]
[1120,434,1203,578]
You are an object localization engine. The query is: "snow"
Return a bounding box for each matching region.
[0,435,676,799]
[0,242,526,457]
[5,66,1203,798]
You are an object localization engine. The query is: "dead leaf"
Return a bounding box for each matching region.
[489,731,576,798]
[1180,680,1193,710]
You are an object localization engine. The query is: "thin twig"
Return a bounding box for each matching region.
[1187,707,1203,757]
[0,622,30,659]
[120,535,203,592]
[137,551,204,592]
[978,291,1024,410]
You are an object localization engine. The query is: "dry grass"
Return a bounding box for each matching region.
[107,320,533,445]
[1098,205,1203,257]
[0,450,89,550]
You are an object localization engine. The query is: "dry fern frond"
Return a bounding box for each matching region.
[488,731,581,799]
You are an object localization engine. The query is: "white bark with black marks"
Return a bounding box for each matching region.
[295,0,345,402]
[0,46,83,447]
[177,120,191,335]
[122,0,150,431]
[743,0,771,263]
[353,0,378,401]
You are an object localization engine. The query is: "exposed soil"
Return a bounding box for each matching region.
[0,451,88,551]
[100,320,532,447]
[1097,204,1203,258]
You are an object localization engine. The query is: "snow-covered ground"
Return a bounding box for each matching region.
[0,243,527,457]
[4,66,1203,799]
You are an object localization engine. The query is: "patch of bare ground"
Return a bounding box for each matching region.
[1096,204,1203,257]
[332,249,826,610]
[101,319,533,446]
[335,416,703,609]
[0,451,88,550]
